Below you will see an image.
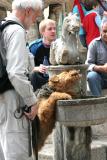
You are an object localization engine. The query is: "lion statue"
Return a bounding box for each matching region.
[49,13,87,65]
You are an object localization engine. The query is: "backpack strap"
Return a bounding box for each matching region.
[0,20,24,32]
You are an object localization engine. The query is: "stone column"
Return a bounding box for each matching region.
[0,6,6,18]
[0,0,12,19]
[48,4,64,37]
[54,123,91,160]
[26,22,40,43]
[65,0,74,13]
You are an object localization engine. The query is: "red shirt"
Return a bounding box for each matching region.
[83,12,100,46]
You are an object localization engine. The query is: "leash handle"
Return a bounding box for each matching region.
[14,105,31,119]
[14,108,23,119]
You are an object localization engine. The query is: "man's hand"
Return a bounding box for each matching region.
[103,63,107,72]
[24,104,38,120]
[33,65,47,74]
[39,64,47,73]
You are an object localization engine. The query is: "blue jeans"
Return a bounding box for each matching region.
[87,71,107,96]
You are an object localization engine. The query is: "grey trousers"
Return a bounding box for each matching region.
[0,90,33,160]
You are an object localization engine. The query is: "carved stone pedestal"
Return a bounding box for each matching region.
[54,123,91,160]
[54,96,107,160]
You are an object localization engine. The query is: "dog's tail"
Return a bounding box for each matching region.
[37,114,55,151]
[32,116,40,157]
[31,113,55,152]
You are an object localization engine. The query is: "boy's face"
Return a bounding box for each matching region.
[101,23,107,43]
[42,23,56,43]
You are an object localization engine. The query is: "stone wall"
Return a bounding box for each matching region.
[0,0,11,10]
[0,0,12,19]
[44,0,64,8]
[28,0,75,42]
[0,0,75,42]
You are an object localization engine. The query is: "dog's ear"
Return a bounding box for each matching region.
[50,76,59,83]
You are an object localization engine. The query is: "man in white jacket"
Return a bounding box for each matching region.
[0,0,43,159]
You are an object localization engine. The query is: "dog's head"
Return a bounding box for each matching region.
[48,70,81,95]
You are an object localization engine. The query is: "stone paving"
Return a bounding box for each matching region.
[39,144,53,160]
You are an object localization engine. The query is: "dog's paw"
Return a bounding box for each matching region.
[51,92,72,100]
[60,93,72,100]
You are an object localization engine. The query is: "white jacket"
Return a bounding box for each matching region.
[2,14,37,107]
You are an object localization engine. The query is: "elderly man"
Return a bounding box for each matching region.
[86,20,107,96]
[0,0,43,159]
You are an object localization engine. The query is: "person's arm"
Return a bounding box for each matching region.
[4,25,37,107]
[29,40,38,56]
[86,39,107,73]
[93,63,107,73]
[72,5,79,16]
[29,39,47,73]
[32,65,47,73]
[29,39,42,56]
[95,13,101,30]
[85,40,97,71]
[30,41,48,74]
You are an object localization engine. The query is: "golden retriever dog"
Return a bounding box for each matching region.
[33,70,81,151]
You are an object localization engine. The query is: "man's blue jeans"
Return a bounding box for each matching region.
[87,71,107,96]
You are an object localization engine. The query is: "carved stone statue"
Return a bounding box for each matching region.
[49,13,87,65]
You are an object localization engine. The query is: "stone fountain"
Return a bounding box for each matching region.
[47,13,107,160]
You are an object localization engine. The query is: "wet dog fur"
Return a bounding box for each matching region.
[33,70,81,151]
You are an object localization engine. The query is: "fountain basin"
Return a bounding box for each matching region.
[56,96,107,127]
[47,64,88,97]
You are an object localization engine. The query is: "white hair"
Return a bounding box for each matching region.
[12,0,43,11]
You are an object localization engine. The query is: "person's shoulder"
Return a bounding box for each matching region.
[85,10,94,16]
[29,38,43,55]
[95,36,101,41]
[4,17,24,32]
[29,38,43,48]
[89,37,101,48]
